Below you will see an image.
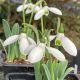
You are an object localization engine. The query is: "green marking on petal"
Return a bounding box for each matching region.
[55,38,62,46]
[44,9,49,16]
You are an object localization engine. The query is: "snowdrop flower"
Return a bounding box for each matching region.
[34,6,62,20]
[3,33,36,55]
[25,3,41,14]
[49,33,77,56]
[17,3,41,14]
[17,4,28,12]
[28,43,66,63]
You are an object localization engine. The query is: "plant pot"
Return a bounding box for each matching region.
[3,63,35,80]
[65,73,79,80]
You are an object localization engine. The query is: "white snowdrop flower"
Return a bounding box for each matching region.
[49,33,77,56]
[34,6,62,20]
[28,44,45,63]
[3,33,36,55]
[25,3,41,14]
[17,3,41,14]
[28,43,66,63]
[17,4,28,12]
[25,3,35,14]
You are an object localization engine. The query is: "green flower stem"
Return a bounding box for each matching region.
[57,17,60,34]
[7,0,11,22]
[29,12,34,24]
[56,17,61,48]
[29,0,32,3]
[36,0,44,5]
[41,17,44,33]
[43,0,47,6]
[23,23,40,43]
[22,0,27,33]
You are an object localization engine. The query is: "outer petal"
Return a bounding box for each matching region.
[28,37,36,45]
[17,4,28,12]
[48,35,56,41]
[34,9,45,20]
[25,3,34,14]
[25,44,36,54]
[19,33,29,55]
[28,45,44,63]
[48,7,62,15]
[46,47,66,61]
[3,35,19,46]
[25,9,32,14]
[34,6,41,12]
[61,36,77,56]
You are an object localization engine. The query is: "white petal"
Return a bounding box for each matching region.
[49,35,56,41]
[61,36,77,56]
[3,35,19,46]
[28,37,36,45]
[25,44,36,54]
[17,4,28,12]
[56,33,64,39]
[28,45,44,63]
[25,3,34,14]
[34,9,45,20]
[43,6,49,16]
[46,47,66,61]
[19,33,29,55]
[34,6,41,12]
[25,9,32,14]
[48,7,62,15]
[39,43,46,49]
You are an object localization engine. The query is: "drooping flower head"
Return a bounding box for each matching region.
[34,6,62,20]
[3,33,36,55]
[49,33,77,56]
[17,3,41,14]
[28,43,66,63]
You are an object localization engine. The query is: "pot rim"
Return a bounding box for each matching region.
[2,63,34,67]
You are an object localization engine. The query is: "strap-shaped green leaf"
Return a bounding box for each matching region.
[11,23,20,61]
[12,23,19,35]
[61,67,74,80]
[2,19,11,38]
[59,61,68,79]
[25,23,40,44]
[42,64,51,80]
[34,62,42,80]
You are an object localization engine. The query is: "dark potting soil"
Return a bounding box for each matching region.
[65,74,79,80]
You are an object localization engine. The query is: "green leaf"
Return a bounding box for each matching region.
[12,23,19,35]
[10,23,20,61]
[42,64,51,80]
[52,61,59,80]
[5,22,20,62]
[59,61,68,79]
[26,23,40,43]
[34,62,42,80]
[51,62,55,80]
[61,67,74,80]
[2,19,11,38]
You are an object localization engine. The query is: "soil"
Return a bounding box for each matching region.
[65,74,79,80]
[4,59,30,64]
